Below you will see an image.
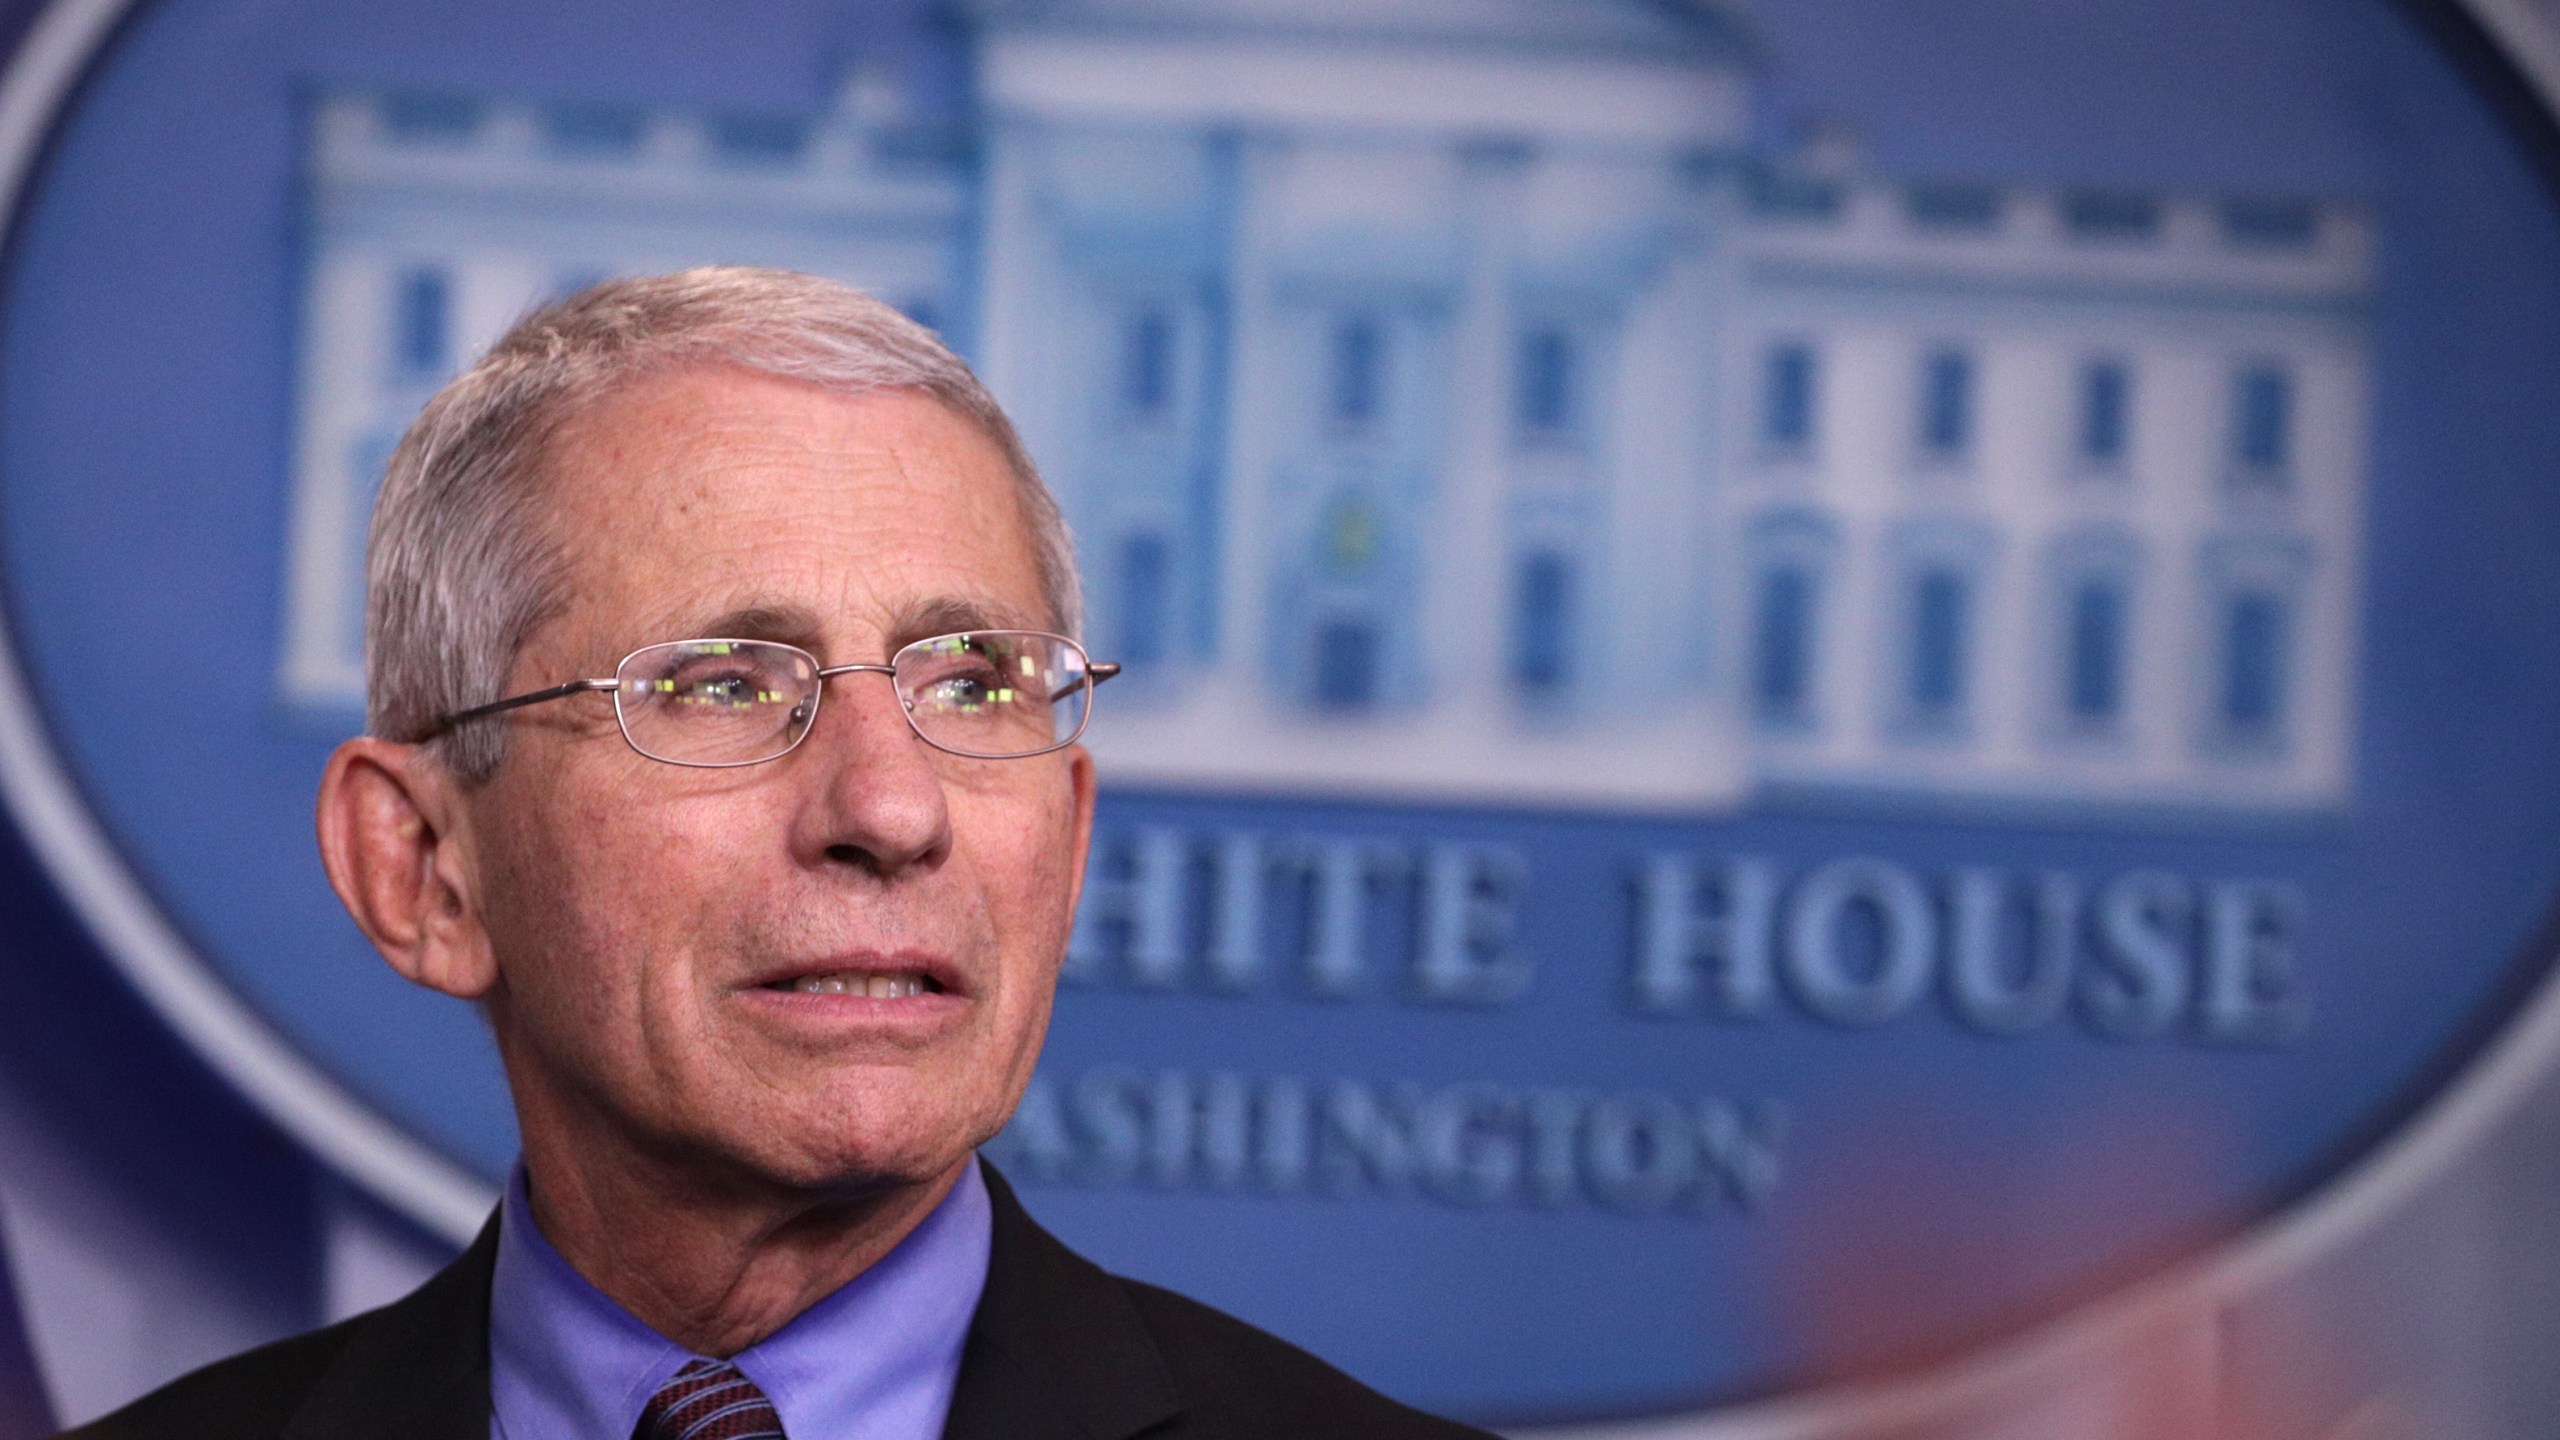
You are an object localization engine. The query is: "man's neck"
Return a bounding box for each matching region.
[517,1143,968,1358]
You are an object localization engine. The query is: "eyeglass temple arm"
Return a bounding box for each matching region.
[1050,662,1120,703]
[423,678,617,738]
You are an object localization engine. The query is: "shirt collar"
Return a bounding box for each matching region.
[488,1159,993,1440]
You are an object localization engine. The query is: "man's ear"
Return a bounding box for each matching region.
[1062,743,1098,915]
[315,736,499,1001]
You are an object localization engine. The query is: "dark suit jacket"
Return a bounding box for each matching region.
[63,1163,1490,1440]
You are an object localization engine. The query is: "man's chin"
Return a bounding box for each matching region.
[722,1113,984,1200]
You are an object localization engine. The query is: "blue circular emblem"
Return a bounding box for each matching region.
[3,0,2559,1424]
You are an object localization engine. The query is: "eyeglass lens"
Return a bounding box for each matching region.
[610,633,1093,766]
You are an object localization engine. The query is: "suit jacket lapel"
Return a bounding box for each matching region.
[942,1163,1183,1440]
[284,1215,498,1440]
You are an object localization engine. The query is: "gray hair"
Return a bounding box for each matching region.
[364,265,1079,783]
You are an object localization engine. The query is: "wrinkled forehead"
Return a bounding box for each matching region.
[526,367,1051,656]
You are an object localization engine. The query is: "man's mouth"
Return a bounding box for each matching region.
[763,970,948,1000]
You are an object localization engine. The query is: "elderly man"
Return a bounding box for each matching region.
[74,269,1484,1440]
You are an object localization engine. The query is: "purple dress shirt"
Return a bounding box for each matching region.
[488,1159,992,1440]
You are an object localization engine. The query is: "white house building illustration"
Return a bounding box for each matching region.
[279,0,2369,815]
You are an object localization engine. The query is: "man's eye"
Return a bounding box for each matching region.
[916,664,1009,710]
[923,673,990,704]
[662,669,784,707]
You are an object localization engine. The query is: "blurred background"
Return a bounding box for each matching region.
[1,0,2559,1433]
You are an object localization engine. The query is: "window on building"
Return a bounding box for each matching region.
[2221,591,2289,738]
[380,92,480,144]
[2079,361,2130,468]
[2065,578,2126,722]
[1314,619,1380,710]
[1905,181,2001,231]
[1324,494,1381,577]
[1122,308,1175,421]
[2233,365,2292,480]
[1515,326,1575,439]
[1752,566,1816,723]
[1329,318,1384,428]
[711,112,809,164]
[395,268,449,377]
[1762,342,1817,453]
[1747,166,1843,221]
[2064,190,2161,241]
[544,102,647,156]
[2220,197,2318,249]
[1513,551,1573,698]
[1908,569,1972,717]
[1919,348,1974,460]
[1119,533,1170,669]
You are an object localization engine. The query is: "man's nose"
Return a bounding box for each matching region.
[787,667,952,875]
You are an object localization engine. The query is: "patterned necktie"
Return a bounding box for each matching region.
[632,1357,788,1440]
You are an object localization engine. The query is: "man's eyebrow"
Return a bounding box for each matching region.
[890,595,1049,642]
[673,602,828,647]
[654,595,1052,655]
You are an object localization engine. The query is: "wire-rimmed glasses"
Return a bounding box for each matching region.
[425,630,1119,767]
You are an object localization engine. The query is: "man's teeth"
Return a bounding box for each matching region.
[778,972,935,999]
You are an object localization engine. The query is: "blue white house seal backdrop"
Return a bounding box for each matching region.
[3,0,2560,1423]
